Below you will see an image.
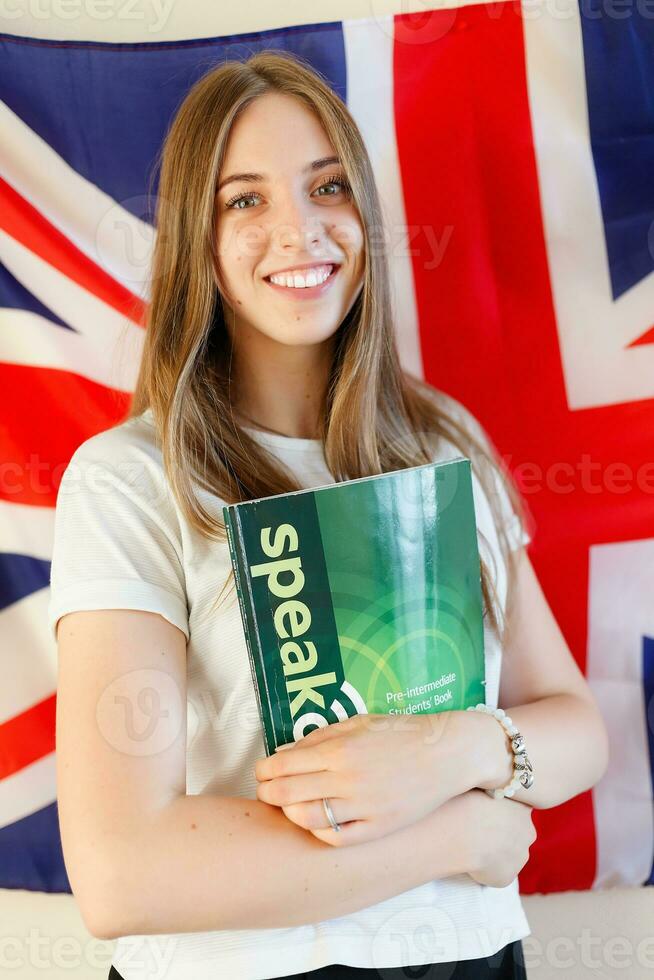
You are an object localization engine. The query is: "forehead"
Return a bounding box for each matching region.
[220,92,336,175]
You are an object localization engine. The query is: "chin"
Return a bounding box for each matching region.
[255,317,344,347]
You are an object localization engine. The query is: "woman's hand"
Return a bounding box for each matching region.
[459,788,537,887]
[254,711,471,847]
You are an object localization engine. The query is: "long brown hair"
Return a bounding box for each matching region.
[127,50,534,649]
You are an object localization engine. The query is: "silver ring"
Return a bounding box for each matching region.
[322,797,341,832]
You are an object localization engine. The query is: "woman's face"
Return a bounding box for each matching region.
[214,92,365,349]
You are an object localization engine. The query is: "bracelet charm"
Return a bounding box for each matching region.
[466,703,534,799]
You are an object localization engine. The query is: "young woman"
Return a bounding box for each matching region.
[49,51,609,980]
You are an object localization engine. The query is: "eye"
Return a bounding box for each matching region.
[225,191,260,210]
[224,175,351,211]
[314,175,352,197]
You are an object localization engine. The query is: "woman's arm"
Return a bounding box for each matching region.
[56,607,474,941]
[253,545,609,841]
[452,547,610,809]
[108,785,469,939]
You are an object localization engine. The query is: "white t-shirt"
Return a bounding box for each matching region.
[48,394,531,980]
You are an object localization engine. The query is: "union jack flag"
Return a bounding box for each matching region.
[1,1,652,896]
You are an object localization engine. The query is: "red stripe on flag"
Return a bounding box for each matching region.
[0,694,56,779]
[393,0,605,892]
[629,324,654,347]
[0,176,146,326]
[0,363,131,507]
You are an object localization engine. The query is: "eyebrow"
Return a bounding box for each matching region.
[217,156,342,193]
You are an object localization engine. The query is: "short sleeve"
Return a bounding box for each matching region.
[48,434,189,643]
[479,446,532,553]
[435,390,533,552]
[499,484,532,552]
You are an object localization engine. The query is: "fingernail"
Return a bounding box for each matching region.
[275,743,294,751]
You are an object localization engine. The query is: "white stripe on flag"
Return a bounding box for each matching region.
[0,307,141,392]
[0,230,143,391]
[0,499,55,562]
[342,15,424,380]
[0,753,57,830]
[0,588,56,726]
[0,100,154,302]
[587,537,654,887]
[523,0,654,410]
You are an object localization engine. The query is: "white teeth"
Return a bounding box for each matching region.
[269,265,333,288]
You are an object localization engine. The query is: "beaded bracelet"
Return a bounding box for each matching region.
[466,703,534,799]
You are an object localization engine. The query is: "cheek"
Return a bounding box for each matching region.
[219,223,267,279]
[216,220,242,267]
[216,241,251,293]
[329,213,365,257]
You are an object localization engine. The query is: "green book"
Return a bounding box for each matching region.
[223,456,485,755]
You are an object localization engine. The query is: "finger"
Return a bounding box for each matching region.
[296,717,356,743]
[281,797,360,830]
[256,771,342,807]
[255,744,332,782]
[310,819,374,847]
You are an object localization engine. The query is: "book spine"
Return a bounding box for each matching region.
[223,506,276,756]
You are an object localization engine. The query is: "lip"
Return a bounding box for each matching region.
[265,260,339,277]
[264,264,341,300]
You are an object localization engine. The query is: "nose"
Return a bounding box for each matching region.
[272,190,324,254]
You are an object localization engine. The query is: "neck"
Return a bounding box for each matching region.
[229,324,334,440]
[237,411,309,439]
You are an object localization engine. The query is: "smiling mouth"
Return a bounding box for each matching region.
[263,264,341,297]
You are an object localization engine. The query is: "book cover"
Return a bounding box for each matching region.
[223,455,485,754]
